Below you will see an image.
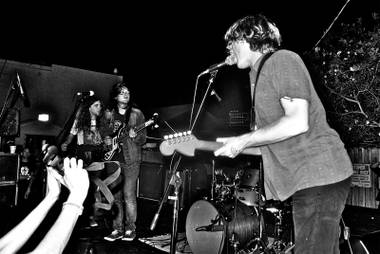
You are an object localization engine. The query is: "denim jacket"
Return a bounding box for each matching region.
[102,107,146,165]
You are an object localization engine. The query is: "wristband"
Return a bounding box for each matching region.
[62,201,84,215]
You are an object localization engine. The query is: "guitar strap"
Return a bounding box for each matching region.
[86,161,121,211]
[250,51,274,238]
[250,51,274,130]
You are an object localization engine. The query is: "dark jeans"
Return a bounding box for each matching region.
[292,177,351,254]
[113,162,140,232]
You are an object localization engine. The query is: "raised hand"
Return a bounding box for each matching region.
[63,158,89,205]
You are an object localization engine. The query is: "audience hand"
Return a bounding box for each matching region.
[45,167,63,201]
[63,157,89,205]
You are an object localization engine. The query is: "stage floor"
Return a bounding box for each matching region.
[1,197,379,254]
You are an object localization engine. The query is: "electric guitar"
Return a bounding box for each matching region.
[159,131,261,157]
[104,113,159,161]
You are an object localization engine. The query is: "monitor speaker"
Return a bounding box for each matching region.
[0,153,20,207]
[0,184,18,207]
[0,153,20,182]
[138,162,166,201]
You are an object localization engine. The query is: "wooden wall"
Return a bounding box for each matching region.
[346,147,380,208]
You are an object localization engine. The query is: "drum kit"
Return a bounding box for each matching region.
[185,164,295,254]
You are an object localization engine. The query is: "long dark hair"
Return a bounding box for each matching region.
[76,96,103,132]
[107,82,140,124]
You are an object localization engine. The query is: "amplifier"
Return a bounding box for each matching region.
[0,153,20,182]
[142,149,163,164]
[138,162,166,201]
[0,153,20,207]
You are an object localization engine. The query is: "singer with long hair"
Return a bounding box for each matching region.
[214,14,353,254]
[61,95,105,228]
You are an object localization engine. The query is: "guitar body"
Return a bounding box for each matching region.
[104,124,126,161]
[103,113,159,161]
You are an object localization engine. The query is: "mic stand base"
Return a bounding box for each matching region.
[169,172,182,254]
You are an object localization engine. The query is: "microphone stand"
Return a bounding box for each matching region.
[189,70,219,131]
[150,69,219,253]
[150,155,182,230]
[0,76,20,149]
[55,95,84,147]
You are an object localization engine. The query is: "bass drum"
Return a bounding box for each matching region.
[186,200,263,254]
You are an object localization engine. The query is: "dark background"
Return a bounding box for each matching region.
[1,0,378,108]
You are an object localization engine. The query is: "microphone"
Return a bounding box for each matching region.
[77,90,95,96]
[210,89,222,102]
[16,72,30,107]
[42,145,64,176]
[195,224,224,232]
[199,62,228,76]
[199,54,237,76]
[16,73,24,98]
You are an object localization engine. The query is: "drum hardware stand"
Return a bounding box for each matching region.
[267,208,289,253]
[211,159,216,200]
[341,217,353,254]
[244,158,271,254]
[230,233,240,254]
[150,155,183,254]
[228,172,241,254]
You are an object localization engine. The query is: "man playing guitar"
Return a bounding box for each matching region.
[102,82,146,242]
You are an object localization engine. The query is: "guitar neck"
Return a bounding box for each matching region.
[134,120,152,133]
[116,119,152,141]
[197,140,261,156]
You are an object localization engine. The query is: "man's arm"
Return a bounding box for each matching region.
[129,110,147,145]
[215,97,309,157]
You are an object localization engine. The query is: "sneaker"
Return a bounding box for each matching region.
[104,230,123,241]
[121,230,136,241]
[90,220,98,228]
[89,217,98,228]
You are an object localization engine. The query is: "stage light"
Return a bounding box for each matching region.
[38,113,49,122]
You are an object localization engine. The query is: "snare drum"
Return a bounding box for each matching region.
[235,168,264,206]
[186,200,263,254]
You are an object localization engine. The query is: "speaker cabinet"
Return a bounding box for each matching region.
[0,153,20,207]
[138,163,166,201]
[0,184,18,207]
[0,153,20,182]
[180,167,210,209]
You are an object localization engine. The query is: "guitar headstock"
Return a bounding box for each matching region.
[149,113,159,129]
[159,131,199,157]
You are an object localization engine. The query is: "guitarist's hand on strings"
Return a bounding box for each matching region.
[214,135,248,158]
[129,128,137,139]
